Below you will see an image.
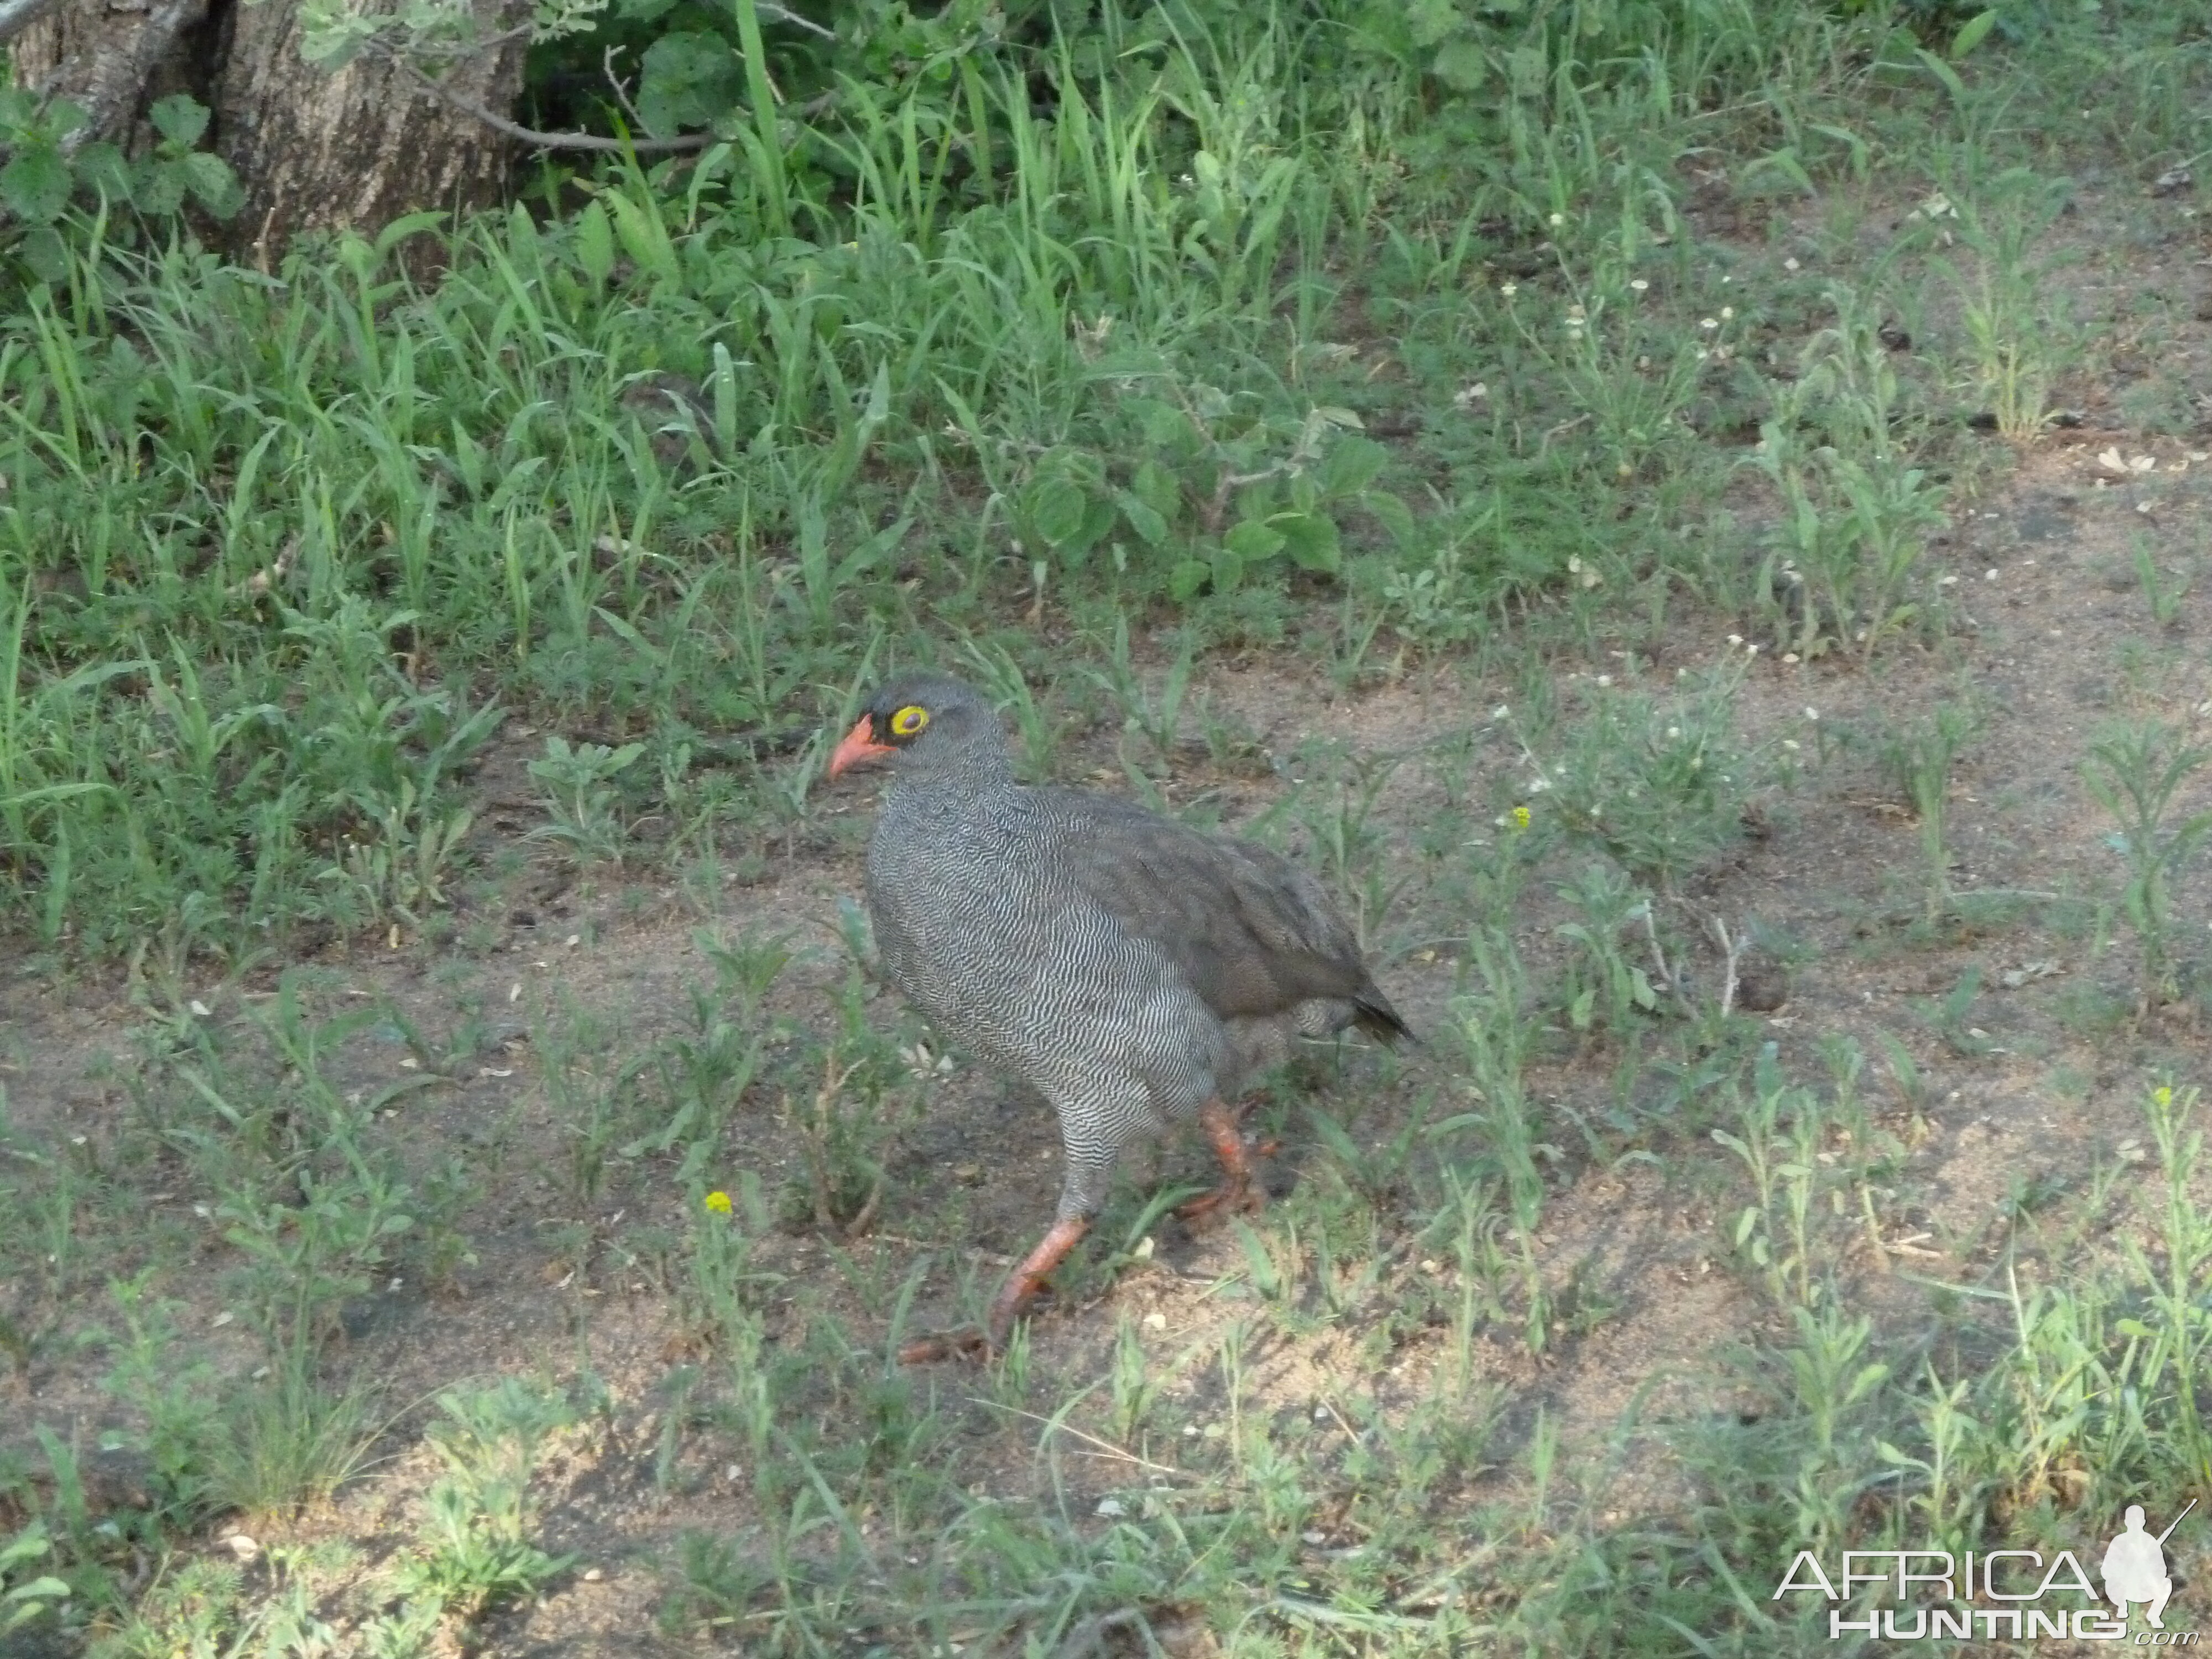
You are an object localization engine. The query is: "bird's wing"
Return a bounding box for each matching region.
[1037,788,1406,1035]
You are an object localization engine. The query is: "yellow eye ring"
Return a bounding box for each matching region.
[889,705,928,738]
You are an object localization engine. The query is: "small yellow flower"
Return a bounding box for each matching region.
[1510,805,1532,831]
[704,1190,732,1215]
[2154,1087,2174,1109]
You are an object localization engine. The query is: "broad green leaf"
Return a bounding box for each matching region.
[1270,510,1340,575]
[72,142,131,200]
[0,144,70,224]
[639,30,741,135]
[1168,558,1212,602]
[1223,519,1287,562]
[1363,489,1416,546]
[1431,37,1490,90]
[1914,46,1966,103]
[605,189,680,283]
[1949,7,2000,59]
[574,200,615,286]
[1114,489,1169,546]
[148,93,210,145]
[180,150,244,217]
[1131,458,1181,519]
[1031,477,1089,546]
[1065,492,1118,563]
[1406,0,1459,48]
[1318,435,1389,498]
[1136,400,1193,451]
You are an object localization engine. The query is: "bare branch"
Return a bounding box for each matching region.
[0,0,64,47]
[750,1,835,40]
[390,53,711,154]
[601,44,650,136]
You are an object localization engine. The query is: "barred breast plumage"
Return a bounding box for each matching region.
[827,671,1410,1358]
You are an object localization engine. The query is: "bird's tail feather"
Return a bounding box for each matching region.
[1355,998,1415,1045]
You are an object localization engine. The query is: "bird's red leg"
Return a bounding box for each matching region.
[1175,1098,1268,1227]
[898,1217,1089,1364]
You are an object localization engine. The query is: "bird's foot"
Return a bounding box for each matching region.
[1175,1175,1265,1229]
[898,1217,1090,1364]
[1180,1098,1271,1229]
[896,1327,993,1364]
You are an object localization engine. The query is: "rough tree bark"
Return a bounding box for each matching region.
[8,0,532,263]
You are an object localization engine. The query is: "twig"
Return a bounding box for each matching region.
[387,51,711,154]
[1639,905,1677,998]
[601,44,651,136]
[749,1,837,41]
[864,1231,1015,1267]
[1708,915,1744,1018]
[968,1401,1198,1481]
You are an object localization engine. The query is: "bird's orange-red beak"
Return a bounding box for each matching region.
[827,716,895,779]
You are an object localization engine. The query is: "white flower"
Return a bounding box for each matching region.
[1700,317,1719,331]
[1783,256,1800,271]
[1630,278,1649,291]
[1548,212,1564,228]
[1719,306,1734,321]
[1500,282,1518,297]
[1803,706,1819,721]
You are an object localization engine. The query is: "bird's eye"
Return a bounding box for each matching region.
[890,705,929,737]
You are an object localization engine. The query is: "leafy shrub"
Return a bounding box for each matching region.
[0,92,242,281]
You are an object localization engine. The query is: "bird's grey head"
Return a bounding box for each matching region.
[827,674,1010,782]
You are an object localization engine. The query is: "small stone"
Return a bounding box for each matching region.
[583,1568,603,1582]
[224,1534,260,1562]
[1302,1530,1327,1545]
[1143,1311,1166,1330]
[1094,1498,1127,1518]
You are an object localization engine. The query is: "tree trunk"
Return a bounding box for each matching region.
[9,0,531,264]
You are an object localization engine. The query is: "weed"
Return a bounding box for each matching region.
[1872,698,1979,920]
[2134,535,2189,629]
[528,734,647,868]
[1754,288,1948,660]
[2081,719,2212,1015]
[1710,1056,1828,1311]
[1551,862,1661,1037]
[1538,661,1757,898]
[1942,178,2076,441]
[1,1521,69,1636]
[391,1379,579,1622]
[780,974,916,1236]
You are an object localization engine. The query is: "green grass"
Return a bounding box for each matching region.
[8,0,2212,1653]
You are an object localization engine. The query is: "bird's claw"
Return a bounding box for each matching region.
[1175,1177,1265,1228]
[896,1327,994,1364]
